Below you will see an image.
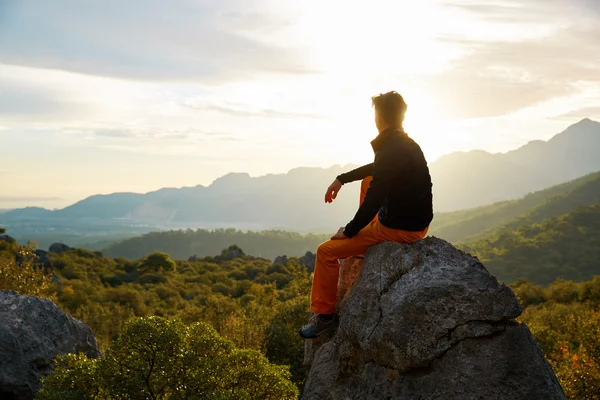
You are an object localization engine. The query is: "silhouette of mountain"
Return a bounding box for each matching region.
[2,119,599,238]
[431,118,600,211]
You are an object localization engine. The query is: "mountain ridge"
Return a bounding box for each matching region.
[2,119,599,237]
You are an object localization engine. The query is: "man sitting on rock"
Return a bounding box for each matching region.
[299,91,434,339]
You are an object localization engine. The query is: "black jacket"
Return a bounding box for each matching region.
[337,127,433,237]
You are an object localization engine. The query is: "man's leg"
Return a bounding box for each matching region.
[299,221,429,338]
[310,220,384,315]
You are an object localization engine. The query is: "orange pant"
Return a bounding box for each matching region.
[310,177,428,314]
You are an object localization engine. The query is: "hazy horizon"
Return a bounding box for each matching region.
[1,0,600,209]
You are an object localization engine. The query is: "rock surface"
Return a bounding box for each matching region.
[0,291,100,400]
[302,237,566,400]
[273,255,289,266]
[33,249,52,272]
[299,251,316,269]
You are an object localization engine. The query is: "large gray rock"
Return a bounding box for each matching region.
[302,237,566,400]
[0,291,100,400]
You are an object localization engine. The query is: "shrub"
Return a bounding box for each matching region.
[36,316,298,400]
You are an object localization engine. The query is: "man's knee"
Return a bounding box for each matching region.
[317,240,334,257]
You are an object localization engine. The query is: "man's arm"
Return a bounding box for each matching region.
[336,163,374,185]
[342,155,397,238]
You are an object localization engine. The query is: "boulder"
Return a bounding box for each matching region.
[273,255,288,266]
[0,234,16,244]
[48,243,71,254]
[299,251,316,269]
[0,291,100,400]
[302,237,566,400]
[219,245,245,260]
[33,249,52,272]
[188,255,198,262]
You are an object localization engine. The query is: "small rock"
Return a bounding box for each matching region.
[0,235,16,244]
[33,249,52,272]
[299,251,316,269]
[273,255,288,266]
[48,243,71,254]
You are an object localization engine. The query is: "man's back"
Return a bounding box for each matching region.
[376,129,433,232]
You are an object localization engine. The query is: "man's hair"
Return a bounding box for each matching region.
[371,91,407,127]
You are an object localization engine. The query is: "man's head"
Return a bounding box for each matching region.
[371,91,407,132]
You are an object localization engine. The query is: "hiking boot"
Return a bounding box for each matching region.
[298,313,336,339]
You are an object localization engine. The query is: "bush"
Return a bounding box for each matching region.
[36,316,298,400]
[0,241,54,297]
[138,252,176,274]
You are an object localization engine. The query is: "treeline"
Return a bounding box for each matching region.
[103,228,330,260]
[3,226,600,399]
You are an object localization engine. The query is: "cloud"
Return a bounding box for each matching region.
[182,100,328,120]
[93,129,131,138]
[421,2,600,119]
[59,126,230,143]
[89,128,193,140]
[551,107,600,121]
[445,0,600,20]
[0,79,89,120]
[0,0,313,82]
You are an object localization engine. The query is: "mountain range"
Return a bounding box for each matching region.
[2,118,599,244]
[102,169,600,285]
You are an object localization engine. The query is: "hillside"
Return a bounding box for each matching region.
[430,170,600,243]
[2,119,600,246]
[3,227,600,399]
[461,204,600,285]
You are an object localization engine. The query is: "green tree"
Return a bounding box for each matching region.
[266,297,311,391]
[36,316,298,400]
[0,236,54,297]
[138,251,176,274]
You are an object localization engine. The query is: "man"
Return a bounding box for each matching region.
[299,91,433,339]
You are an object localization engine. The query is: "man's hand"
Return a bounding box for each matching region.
[331,227,348,240]
[325,179,343,203]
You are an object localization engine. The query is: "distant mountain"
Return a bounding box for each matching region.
[430,170,600,243]
[3,165,362,232]
[431,118,600,211]
[2,207,52,219]
[2,119,599,239]
[103,170,600,262]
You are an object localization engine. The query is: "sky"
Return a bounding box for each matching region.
[1,0,600,209]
